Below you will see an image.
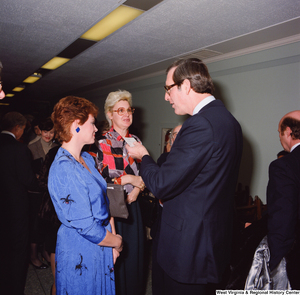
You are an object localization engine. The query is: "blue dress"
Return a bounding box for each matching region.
[48,147,115,295]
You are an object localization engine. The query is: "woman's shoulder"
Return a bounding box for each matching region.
[28,138,44,159]
[50,148,76,172]
[99,131,113,141]
[52,149,93,169]
[28,135,41,146]
[98,133,114,149]
[48,150,79,191]
[28,138,42,149]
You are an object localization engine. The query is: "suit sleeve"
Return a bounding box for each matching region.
[141,116,214,200]
[16,144,38,190]
[267,159,298,270]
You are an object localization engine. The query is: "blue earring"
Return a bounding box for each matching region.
[76,127,80,133]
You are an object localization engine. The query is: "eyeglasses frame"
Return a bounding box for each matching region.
[112,107,135,116]
[164,83,178,95]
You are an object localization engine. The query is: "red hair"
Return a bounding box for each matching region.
[52,96,98,143]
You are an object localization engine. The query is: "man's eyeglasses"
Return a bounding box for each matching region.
[112,107,135,116]
[164,83,177,95]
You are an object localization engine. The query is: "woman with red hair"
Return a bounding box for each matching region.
[48,96,122,295]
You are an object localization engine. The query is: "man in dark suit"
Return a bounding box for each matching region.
[127,58,243,295]
[0,112,38,295]
[267,110,300,289]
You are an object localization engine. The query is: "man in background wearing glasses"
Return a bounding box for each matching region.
[127,58,243,295]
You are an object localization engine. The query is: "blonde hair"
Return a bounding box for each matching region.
[104,90,132,127]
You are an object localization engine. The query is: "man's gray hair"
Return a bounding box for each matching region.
[1,112,27,131]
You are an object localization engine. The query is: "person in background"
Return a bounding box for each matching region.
[159,124,182,164]
[0,60,5,99]
[28,118,42,145]
[28,117,56,167]
[267,110,300,289]
[38,145,61,295]
[277,149,289,159]
[48,96,122,294]
[21,114,35,144]
[127,58,243,295]
[0,112,38,295]
[28,117,57,268]
[96,90,146,295]
[162,129,172,153]
[152,124,182,295]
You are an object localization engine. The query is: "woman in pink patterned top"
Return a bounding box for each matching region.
[96,90,146,295]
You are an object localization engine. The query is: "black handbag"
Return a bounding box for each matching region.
[106,183,129,219]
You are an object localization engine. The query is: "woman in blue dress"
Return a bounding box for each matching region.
[48,96,123,295]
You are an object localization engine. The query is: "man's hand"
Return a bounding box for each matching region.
[126,142,149,160]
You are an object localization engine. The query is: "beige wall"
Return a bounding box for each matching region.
[90,41,300,203]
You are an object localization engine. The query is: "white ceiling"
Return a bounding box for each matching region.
[0,0,300,112]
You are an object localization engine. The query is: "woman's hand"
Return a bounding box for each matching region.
[112,248,120,264]
[126,187,140,204]
[98,231,123,251]
[121,175,145,190]
[114,234,123,253]
[112,234,122,264]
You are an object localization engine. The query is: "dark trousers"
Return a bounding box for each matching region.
[0,216,29,295]
[151,205,164,295]
[151,208,221,295]
[154,268,207,295]
[151,208,207,295]
[28,192,45,243]
[153,266,223,295]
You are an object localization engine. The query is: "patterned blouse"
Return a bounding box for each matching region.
[96,127,141,194]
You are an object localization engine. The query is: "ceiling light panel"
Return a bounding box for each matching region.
[13,86,25,92]
[41,57,70,70]
[81,5,144,42]
[23,76,41,83]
